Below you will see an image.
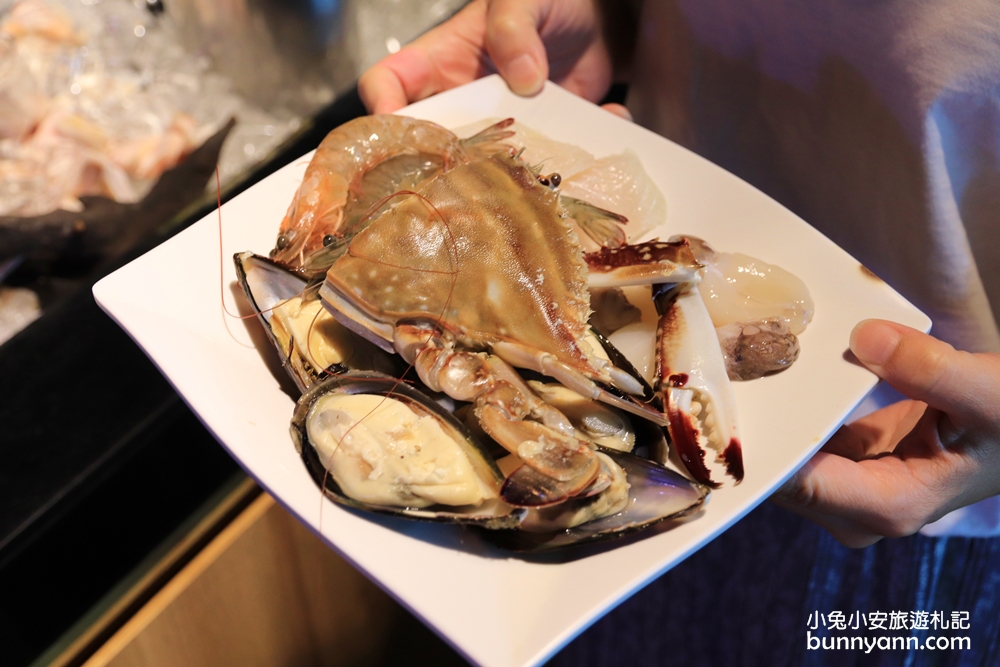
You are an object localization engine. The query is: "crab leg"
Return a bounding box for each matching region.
[491,340,644,397]
[586,239,702,288]
[653,283,743,487]
[490,338,671,430]
[392,324,601,507]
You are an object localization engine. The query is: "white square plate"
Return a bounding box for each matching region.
[94,75,929,667]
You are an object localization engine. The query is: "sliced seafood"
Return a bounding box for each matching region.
[606,319,658,385]
[675,235,814,335]
[292,372,523,528]
[486,119,596,179]
[560,149,667,242]
[462,121,667,246]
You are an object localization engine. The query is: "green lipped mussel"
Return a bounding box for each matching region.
[291,373,707,549]
[292,372,523,528]
[234,252,399,392]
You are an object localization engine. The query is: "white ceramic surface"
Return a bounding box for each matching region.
[93,75,930,667]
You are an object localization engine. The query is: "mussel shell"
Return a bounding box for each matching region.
[235,251,334,393]
[483,448,707,552]
[582,326,673,429]
[235,252,401,393]
[292,371,524,529]
[588,326,657,404]
[235,251,309,313]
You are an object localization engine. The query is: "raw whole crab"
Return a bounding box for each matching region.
[316,149,733,504]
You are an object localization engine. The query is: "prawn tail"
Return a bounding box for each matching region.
[460,117,516,159]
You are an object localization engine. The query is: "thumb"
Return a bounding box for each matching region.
[485,0,549,96]
[849,319,1000,421]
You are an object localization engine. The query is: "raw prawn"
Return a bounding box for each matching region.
[270,115,515,272]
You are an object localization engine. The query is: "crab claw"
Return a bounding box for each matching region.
[585,238,702,288]
[654,283,743,487]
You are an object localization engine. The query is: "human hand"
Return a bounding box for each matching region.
[359,0,622,115]
[773,319,1000,548]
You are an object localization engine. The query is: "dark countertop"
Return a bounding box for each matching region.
[0,89,367,667]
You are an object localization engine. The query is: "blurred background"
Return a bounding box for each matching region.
[0,1,478,665]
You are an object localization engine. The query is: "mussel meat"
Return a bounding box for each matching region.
[235,252,399,392]
[291,372,524,528]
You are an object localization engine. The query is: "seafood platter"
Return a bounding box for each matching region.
[94,76,929,667]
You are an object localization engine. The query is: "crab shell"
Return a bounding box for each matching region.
[318,151,640,400]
